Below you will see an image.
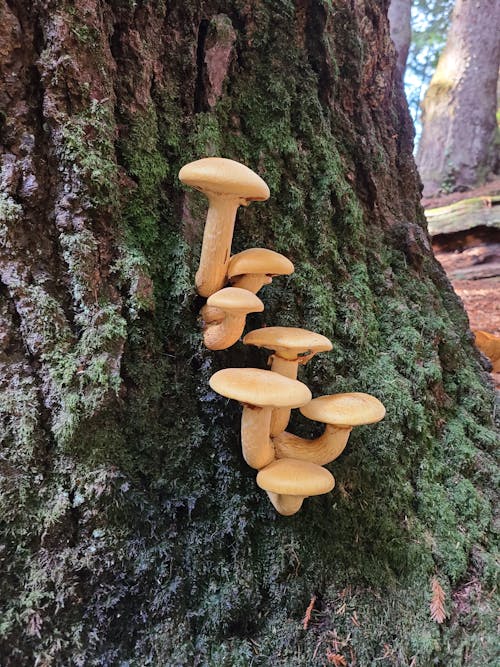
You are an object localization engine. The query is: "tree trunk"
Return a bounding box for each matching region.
[0,1,497,665]
[388,0,412,79]
[416,0,500,196]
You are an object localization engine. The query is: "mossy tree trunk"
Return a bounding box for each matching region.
[0,1,497,665]
[416,0,500,196]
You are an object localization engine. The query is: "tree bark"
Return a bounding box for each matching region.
[388,0,412,79]
[0,1,497,664]
[417,0,500,196]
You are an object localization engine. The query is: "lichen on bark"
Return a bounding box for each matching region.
[0,1,498,665]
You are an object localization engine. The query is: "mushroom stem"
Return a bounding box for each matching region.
[195,195,243,297]
[273,424,353,466]
[200,304,224,325]
[270,355,299,378]
[268,356,300,436]
[241,405,275,469]
[265,491,303,516]
[203,313,247,350]
[231,273,272,293]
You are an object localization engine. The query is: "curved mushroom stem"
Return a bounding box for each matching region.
[241,405,275,469]
[230,273,272,293]
[268,356,300,436]
[195,194,245,297]
[266,491,304,516]
[203,313,247,350]
[273,424,353,466]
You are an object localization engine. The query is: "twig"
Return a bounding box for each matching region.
[302,594,317,629]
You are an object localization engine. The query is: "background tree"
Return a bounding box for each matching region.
[0,1,498,664]
[416,0,500,195]
[403,0,454,128]
[388,0,412,79]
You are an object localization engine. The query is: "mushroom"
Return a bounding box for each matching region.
[273,393,386,466]
[256,458,335,516]
[178,157,270,297]
[227,248,294,293]
[473,329,500,371]
[201,287,264,350]
[243,327,332,436]
[209,368,312,470]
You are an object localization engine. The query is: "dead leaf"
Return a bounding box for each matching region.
[302,594,317,630]
[326,652,347,666]
[26,612,42,637]
[430,576,447,623]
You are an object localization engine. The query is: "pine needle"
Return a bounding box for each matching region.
[430,577,447,623]
[302,594,317,630]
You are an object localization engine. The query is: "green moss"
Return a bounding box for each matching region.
[119,106,168,253]
[0,375,39,450]
[0,192,23,224]
[60,100,118,205]
[71,24,101,45]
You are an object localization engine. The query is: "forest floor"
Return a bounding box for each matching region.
[422,176,500,209]
[425,181,500,387]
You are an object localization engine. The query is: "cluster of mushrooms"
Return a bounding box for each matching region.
[179,157,386,516]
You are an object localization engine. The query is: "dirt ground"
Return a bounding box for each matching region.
[451,277,499,335]
[431,216,499,388]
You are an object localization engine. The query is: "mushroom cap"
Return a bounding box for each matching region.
[228,248,294,278]
[209,368,312,408]
[178,157,270,201]
[300,392,386,427]
[474,329,500,365]
[243,326,332,360]
[256,458,335,496]
[207,287,264,315]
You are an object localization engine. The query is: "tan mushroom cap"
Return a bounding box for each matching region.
[243,326,332,360]
[209,368,312,408]
[228,248,294,278]
[300,393,386,427]
[179,157,270,200]
[207,287,264,314]
[256,458,335,496]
